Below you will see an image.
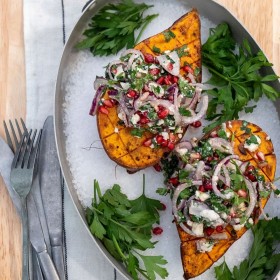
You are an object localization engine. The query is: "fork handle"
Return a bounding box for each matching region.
[21,200,30,280]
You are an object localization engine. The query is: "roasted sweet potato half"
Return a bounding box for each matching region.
[95,9,202,171]
[162,120,276,279]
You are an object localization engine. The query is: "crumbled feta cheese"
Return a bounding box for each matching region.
[176,127,183,134]
[157,120,164,126]
[131,114,140,125]
[226,131,231,138]
[118,112,125,121]
[195,191,210,202]
[224,190,234,199]
[196,239,214,253]
[120,82,130,90]
[220,212,228,220]
[233,223,245,231]
[192,222,204,236]
[114,127,119,133]
[187,220,193,227]
[148,82,164,97]
[178,134,182,139]
[238,202,247,212]
[244,134,261,152]
[161,132,169,140]
[248,218,253,225]
[176,148,189,157]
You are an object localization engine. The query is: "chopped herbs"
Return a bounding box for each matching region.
[179,107,192,116]
[152,46,161,54]
[176,45,189,58]
[86,178,168,280]
[163,30,176,42]
[76,0,158,56]
[130,128,144,137]
[245,134,259,145]
[202,23,280,132]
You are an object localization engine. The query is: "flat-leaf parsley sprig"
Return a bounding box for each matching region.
[76,0,158,56]
[202,23,280,132]
[86,176,168,280]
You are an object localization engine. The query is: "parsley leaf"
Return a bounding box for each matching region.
[86,178,168,280]
[202,23,280,132]
[76,0,158,56]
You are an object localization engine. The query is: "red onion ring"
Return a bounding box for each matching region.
[181,95,208,125]
[244,178,257,218]
[208,138,233,154]
[89,85,106,116]
[212,155,239,199]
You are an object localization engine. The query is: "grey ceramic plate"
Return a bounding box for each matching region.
[54,1,280,279]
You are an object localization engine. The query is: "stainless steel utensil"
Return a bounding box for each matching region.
[10,128,42,280]
[27,193,60,280]
[40,116,65,280]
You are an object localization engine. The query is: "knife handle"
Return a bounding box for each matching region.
[37,251,60,280]
[52,245,66,280]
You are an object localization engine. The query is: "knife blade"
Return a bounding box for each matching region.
[27,193,60,280]
[40,116,66,280]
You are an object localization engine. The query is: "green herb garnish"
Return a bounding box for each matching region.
[202,23,280,132]
[163,30,176,42]
[76,0,158,56]
[215,217,280,280]
[179,107,192,116]
[86,178,168,280]
[152,46,161,54]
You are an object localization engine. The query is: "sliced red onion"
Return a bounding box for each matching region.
[195,161,205,180]
[210,232,228,240]
[121,49,144,61]
[259,203,272,220]
[188,87,202,110]
[94,77,109,90]
[178,222,199,236]
[89,85,106,116]
[222,165,231,187]
[212,155,239,199]
[181,95,208,125]
[107,60,125,80]
[244,178,257,218]
[157,51,180,76]
[187,72,196,84]
[208,137,233,154]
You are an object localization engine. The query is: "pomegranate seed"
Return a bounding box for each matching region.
[143,139,152,147]
[153,163,162,172]
[183,65,194,75]
[172,76,179,83]
[164,76,172,85]
[144,53,155,63]
[161,203,167,210]
[207,156,213,162]
[205,227,214,236]
[161,139,168,147]
[247,174,256,182]
[246,165,255,173]
[169,133,176,142]
[191,121,202,128]
[168,142,175,150]
[169,177,179,186]
[238,189,247,198]
[156,76,165,85]
[216,225,224,233]
[139,116,150,124]
[98,106,109,115]
[152,226,163,235]
[156,135,164,144]
[149,68,160,75]
[167,63,174,71]
[199,185,205,192]
[127,89,138,98]
[103,99,114,108]
[157,108,169,119]
[204,183,213,191]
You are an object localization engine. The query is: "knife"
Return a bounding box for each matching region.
[40,116,66,280]
[27,193,60,280]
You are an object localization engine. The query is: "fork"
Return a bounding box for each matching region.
[10,127,42,280]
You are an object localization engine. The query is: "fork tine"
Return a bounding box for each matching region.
[20,118,28,135]
[9,120,20,148]
[17,130,32,168]
[3,120,14,152]
[15,119,23,142]
[12,131,27,168]
[28,129,42,169]
[25,129,37,168]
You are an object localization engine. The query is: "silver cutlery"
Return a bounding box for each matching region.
[40,116,66,280]
[27,193,60,280]
[10,127,42,280]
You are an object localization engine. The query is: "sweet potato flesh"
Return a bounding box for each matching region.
[178,120,276,279]
[96,9,201,170]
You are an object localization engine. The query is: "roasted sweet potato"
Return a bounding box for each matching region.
[173,120,276,279]
[96,9,201,171]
